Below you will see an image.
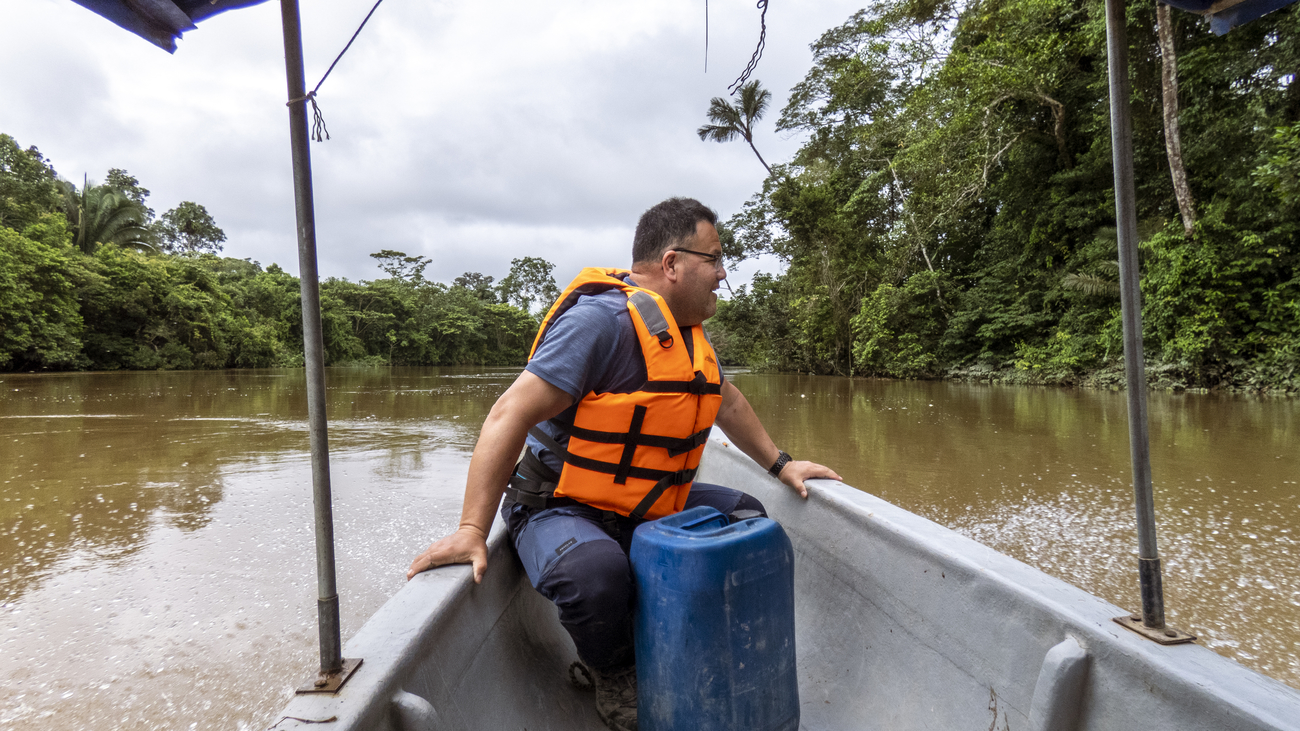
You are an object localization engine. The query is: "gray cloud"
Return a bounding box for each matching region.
[1,0,862,288]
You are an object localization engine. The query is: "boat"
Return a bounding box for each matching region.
[54,3,1300,729]
[269,431,1300,731]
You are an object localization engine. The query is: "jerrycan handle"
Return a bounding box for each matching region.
[673,506,729,534]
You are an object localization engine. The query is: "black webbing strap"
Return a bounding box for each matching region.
[519,447,560,483]
[629,471,682,520]
[640,371,722,396]
[528,427,694,485]
[503,449,561,510]
[563,422,711,457]
[601,510,622,540]
[505,479,550,509]
[613,406,647,485]
[528,426,696,518]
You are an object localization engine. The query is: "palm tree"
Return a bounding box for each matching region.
[697,80,773,174]
[58,177,155,254]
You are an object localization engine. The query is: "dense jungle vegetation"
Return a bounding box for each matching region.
[4,0,1297,391]
[707,0,1299,392]
[0,132,550,371]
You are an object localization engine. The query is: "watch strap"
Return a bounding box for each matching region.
[768,450,792,478]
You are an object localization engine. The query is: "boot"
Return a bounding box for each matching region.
[592,663,637,731]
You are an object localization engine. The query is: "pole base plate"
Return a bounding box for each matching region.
[296,657,363,694]
[1113,614,1196,645]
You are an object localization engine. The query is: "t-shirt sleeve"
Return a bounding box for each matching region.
[525,297,625,400]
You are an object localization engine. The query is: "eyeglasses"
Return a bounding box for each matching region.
[670,248,726,270]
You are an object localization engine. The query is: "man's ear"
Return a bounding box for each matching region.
[661,249,681,283]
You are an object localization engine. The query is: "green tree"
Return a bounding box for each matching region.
[199,256,304,367]
[0,218,86,370]
[1254,121,1300,208]
[720,0,1299,389]
[0,134,61,232]
[453,271,498,302]
[155,201,226,255]
[76,246,245,370]
[708,274,797,369]
[104,168,156,223]
[697,80,774,174]
[497,256,561,318]
[59,178,155,254]
[370,249,431,282]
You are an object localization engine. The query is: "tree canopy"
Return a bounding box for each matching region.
[497,256,561,319]
[0,134,60,232]
[708,0,1298,392]
[155,201,226,255]
[0,134,546,372]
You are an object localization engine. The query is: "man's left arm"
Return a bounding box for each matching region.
[712,380,841,498]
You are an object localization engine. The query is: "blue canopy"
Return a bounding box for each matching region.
[69,0,270,52]
[1162,0,1296,34]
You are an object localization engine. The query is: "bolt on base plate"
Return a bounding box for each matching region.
[296,657,363,694]
[1113,614,1196,645]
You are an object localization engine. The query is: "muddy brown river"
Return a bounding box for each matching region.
[1,368,1297,729]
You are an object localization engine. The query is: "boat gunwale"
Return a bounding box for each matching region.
[274,434,1300,730]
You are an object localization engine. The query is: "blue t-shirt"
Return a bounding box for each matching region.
[524,277,717,474]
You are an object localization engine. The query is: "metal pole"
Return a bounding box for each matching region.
[280,0,343,674]
[1104,0,1165,630]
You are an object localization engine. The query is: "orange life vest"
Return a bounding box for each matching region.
[527,268,724,519]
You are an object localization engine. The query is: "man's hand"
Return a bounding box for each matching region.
[778,460,841,499]
[407,525,490,583]
[714,380,842,499]
[403,370,573,585]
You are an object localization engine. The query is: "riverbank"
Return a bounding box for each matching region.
[942,358,1300,395]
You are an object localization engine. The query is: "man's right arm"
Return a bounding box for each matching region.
[406,370,574,583]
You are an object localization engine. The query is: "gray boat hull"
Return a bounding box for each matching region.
[274,435,1300,730]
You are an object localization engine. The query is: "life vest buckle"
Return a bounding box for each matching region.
[685,370,710,394]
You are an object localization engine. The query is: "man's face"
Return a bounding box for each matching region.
[671,220,727,326]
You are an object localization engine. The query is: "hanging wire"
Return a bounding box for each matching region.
[727,0,768,95]
[286,0,387,142]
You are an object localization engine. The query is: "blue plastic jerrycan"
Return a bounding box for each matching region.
[631,506,799,731]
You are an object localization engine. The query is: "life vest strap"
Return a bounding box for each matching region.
[504,479,552,510]
[628,469,689,520]
[503,450,560,509]
[563,423,712,457]
[528,426,696,519]
[640,371,722,396]
[613,406,648,485]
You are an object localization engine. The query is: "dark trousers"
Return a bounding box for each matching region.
[502,483,767,671]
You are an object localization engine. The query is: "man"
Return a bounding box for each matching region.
[407,197,839,731]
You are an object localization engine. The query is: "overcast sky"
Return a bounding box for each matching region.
[1,0,862,289]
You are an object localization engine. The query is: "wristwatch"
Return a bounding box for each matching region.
[768,450,792,478]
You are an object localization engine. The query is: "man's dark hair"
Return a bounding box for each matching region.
[632,197,718,264]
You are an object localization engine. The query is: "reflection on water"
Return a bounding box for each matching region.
[0,368,515,730]
[1,369,1297,729]
[731,373,1300,688]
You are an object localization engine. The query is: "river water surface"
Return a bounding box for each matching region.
[2,368,1297,729]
